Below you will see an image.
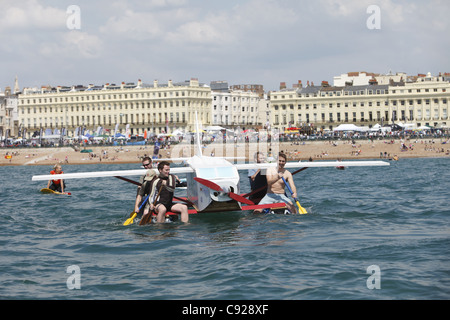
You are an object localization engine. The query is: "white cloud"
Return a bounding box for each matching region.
[98,3,199,42]
[99,0,299,47]
[99,10,163,40]
[140,0,188,8]
[0,0,449,91]
[0,0,66,30]
[165,11,235,46]
[39,31,103,59]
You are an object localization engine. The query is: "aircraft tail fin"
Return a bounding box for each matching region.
[194,111,203,157]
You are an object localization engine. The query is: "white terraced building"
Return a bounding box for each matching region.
[269,72,450,132]
[17,78,212,138]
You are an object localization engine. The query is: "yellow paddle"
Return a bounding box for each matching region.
[123,193,150,226]
[123,213,137,226]
[281,177,307,214]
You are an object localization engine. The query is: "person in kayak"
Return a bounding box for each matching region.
[46,164,66,193]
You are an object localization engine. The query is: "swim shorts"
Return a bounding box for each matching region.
[258,193,292,205]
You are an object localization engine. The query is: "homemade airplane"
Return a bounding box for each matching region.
[31,113,390,224]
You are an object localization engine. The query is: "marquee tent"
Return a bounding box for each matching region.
[333,124,364,132]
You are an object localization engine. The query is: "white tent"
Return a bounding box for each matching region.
[42,134,63,139]
[333,124,364,132]
[171,129,184,136]
[397,122,416,130]
[370,124,384,132]
[204,126,226,131]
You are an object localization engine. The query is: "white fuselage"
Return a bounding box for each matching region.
[186,156,241,212]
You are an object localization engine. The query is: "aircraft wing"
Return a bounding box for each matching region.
[158,156,246,163]
[234,160,389,171]
[31,166,194,181]
[31,160,388,181]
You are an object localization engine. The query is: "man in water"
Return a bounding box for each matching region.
[253,152,298,214]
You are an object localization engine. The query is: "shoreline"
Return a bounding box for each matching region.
[2,138,449,167]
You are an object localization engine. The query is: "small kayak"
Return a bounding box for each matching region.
[40,188,71,195]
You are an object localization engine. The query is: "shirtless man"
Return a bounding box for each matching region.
[254,152,298,214]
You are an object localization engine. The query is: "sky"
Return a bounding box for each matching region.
[1,0,449,92]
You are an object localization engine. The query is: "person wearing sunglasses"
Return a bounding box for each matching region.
[135,156,156,205]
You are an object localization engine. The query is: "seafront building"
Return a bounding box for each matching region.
[2,71,449,141]
[17,78,211,138]
[270,72,450,132]
[15,78,270,140]
[230,84,265,98]
[210,81,269,128]
[0,77,20,138]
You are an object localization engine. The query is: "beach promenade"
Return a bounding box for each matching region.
[2,138,449,167]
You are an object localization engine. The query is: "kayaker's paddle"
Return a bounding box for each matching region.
[139,184,164,225]
[281,176,307,214]
[123,193,151,226]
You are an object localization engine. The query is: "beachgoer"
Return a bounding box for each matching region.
[248,151,267,203]
[254,152,298,214]
[135,161,189,223]
[46,164,66,193]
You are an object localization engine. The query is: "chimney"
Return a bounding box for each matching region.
[154,80,158,88]
[190,78,199,86]
[280,82,286,90]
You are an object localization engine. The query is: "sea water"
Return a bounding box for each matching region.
[0,157,449,300]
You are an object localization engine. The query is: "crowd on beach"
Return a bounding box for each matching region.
[2,135,449,167]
